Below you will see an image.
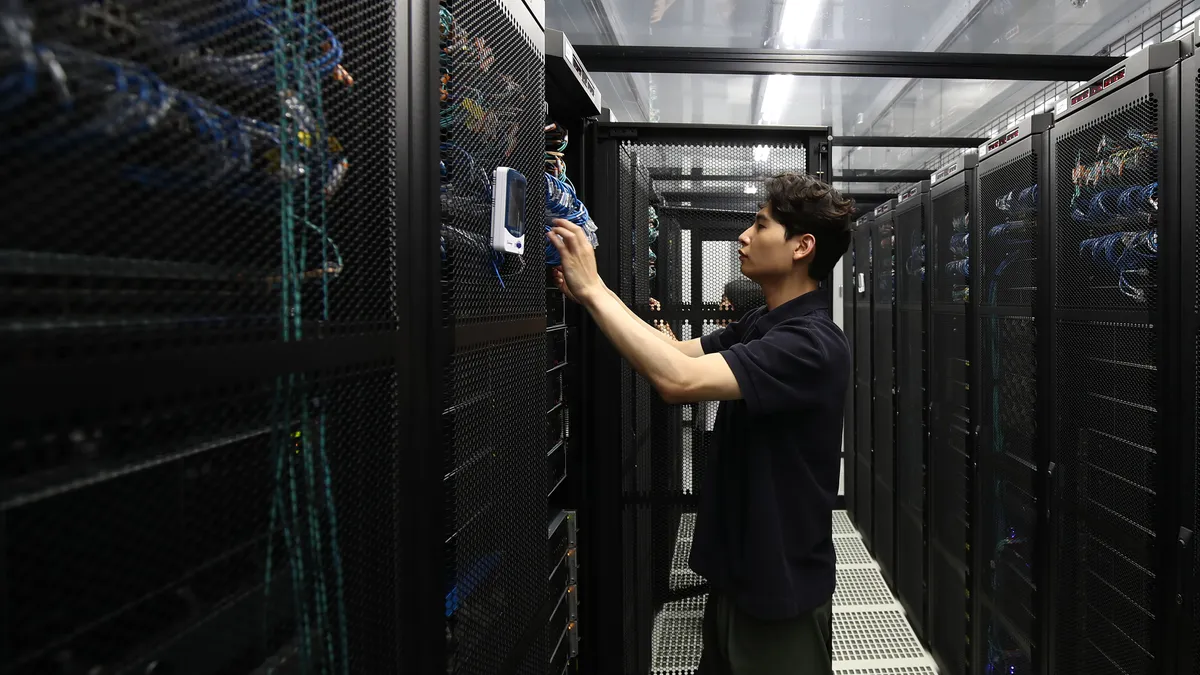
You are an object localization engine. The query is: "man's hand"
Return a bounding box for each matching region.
[549,219,604,303]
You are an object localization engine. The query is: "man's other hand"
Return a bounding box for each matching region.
[549,218,603,303]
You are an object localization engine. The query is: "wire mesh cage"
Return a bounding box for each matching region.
[0,0,405,672]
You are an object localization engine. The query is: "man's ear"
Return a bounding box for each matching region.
[792,233,816,262]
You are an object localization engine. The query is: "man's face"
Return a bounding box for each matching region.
[737,205,814,281]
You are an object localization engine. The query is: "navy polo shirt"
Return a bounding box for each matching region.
[691,289,849,620]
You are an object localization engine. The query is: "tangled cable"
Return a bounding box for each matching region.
[1079,228,1157,302]
[544,172,597,265]
[994,184,1038,214]
[1070,182,1157,222]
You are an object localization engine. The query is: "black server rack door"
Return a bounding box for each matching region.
[929,180,973,675]
[0,0,445,673]
[1050,76,1166,675]
[597,134,817,675]
[856,223,876,544]
[844,249,858,519]
[895,199,928,636]
[977,145,1043,675]
[873,212,897,578]
[1186,52,1200,675]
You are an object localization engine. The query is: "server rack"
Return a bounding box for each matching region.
[854,213,876,547]
[843,247,858,522]
[927,153,977,675]
[894,180,931,638]
[974,113,1053,675]
[1181,39,1200,675]
[584,124,827,675]
[0,0,446,673]
[872,200,898,583]
[1047,43,1189,675]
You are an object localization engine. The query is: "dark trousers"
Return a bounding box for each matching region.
[697,594,833,675]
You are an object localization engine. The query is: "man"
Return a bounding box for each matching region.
[550,172,853,674]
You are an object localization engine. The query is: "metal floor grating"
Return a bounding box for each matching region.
[833,609,927,662]
[833,510,858,537]
[835,535,878,568]
[649,511,938,674]
[833,567,901,610]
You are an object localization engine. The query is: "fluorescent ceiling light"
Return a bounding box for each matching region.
[744,183,759,194]
[759,74,794,124]
[777,0,822,48]
[753,145,771,161]
[681,180,693,189]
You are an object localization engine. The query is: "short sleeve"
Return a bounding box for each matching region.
[720,319,848,416]
[699,308,761,354]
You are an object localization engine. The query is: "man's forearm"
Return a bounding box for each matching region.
[582,289,690,393]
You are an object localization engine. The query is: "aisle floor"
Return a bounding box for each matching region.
[650,511,938,674]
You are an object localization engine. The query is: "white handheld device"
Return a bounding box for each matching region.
[491,167,527,254]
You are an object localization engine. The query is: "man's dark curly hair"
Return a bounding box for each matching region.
[762,173,855,280]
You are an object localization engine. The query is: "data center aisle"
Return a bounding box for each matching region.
[649,511,938,675]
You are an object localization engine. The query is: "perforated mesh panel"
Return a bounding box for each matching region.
[0,2,400,364]
[1052,322,1157,675]
[440,0,545,325]
[854,219,875,542]
[1051,92,1162,675]
[844,249,858,522]
[977,150,1041,674]
[927,310,970,673]
[1054,99,1159,311]
[893,199,926,629]
[0,1,404,672]
[872,212,896,578]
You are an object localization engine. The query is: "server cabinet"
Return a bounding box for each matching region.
[872,200,898,581]
[974,113,1053,675]
[927,154,977,675]
[844,248,858,520]
[854,214,876,545]
[1181,42,1200,675]
[1048,43,1188,675]
[894,181,931,638]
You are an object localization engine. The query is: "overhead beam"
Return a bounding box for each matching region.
[832,170,930,183]
[574,46,1122,81]
[832,136,983,148]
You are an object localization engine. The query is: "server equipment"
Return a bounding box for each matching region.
[1048,43,1189,675]
[927,153,977,675]
[1181,32,1200,675]
[872,200,899,583]
[854,212,877,548]
[894,180,931,638]
[0,0,427,672]
[974,112,1053,675]
[843,246,858,522]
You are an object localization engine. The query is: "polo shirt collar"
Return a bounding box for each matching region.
[753,289,828,334]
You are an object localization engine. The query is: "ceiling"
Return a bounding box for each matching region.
[547,0,1185,176]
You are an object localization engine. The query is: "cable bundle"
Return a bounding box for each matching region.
[543,116,597,266]
[1070,182,1157,222]
[905,241,925,280]
[949,232,969,258]
[945,258,970,278]
[1078,228,1157,302]
[544,172,597,265]
[994,184,1038,214]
